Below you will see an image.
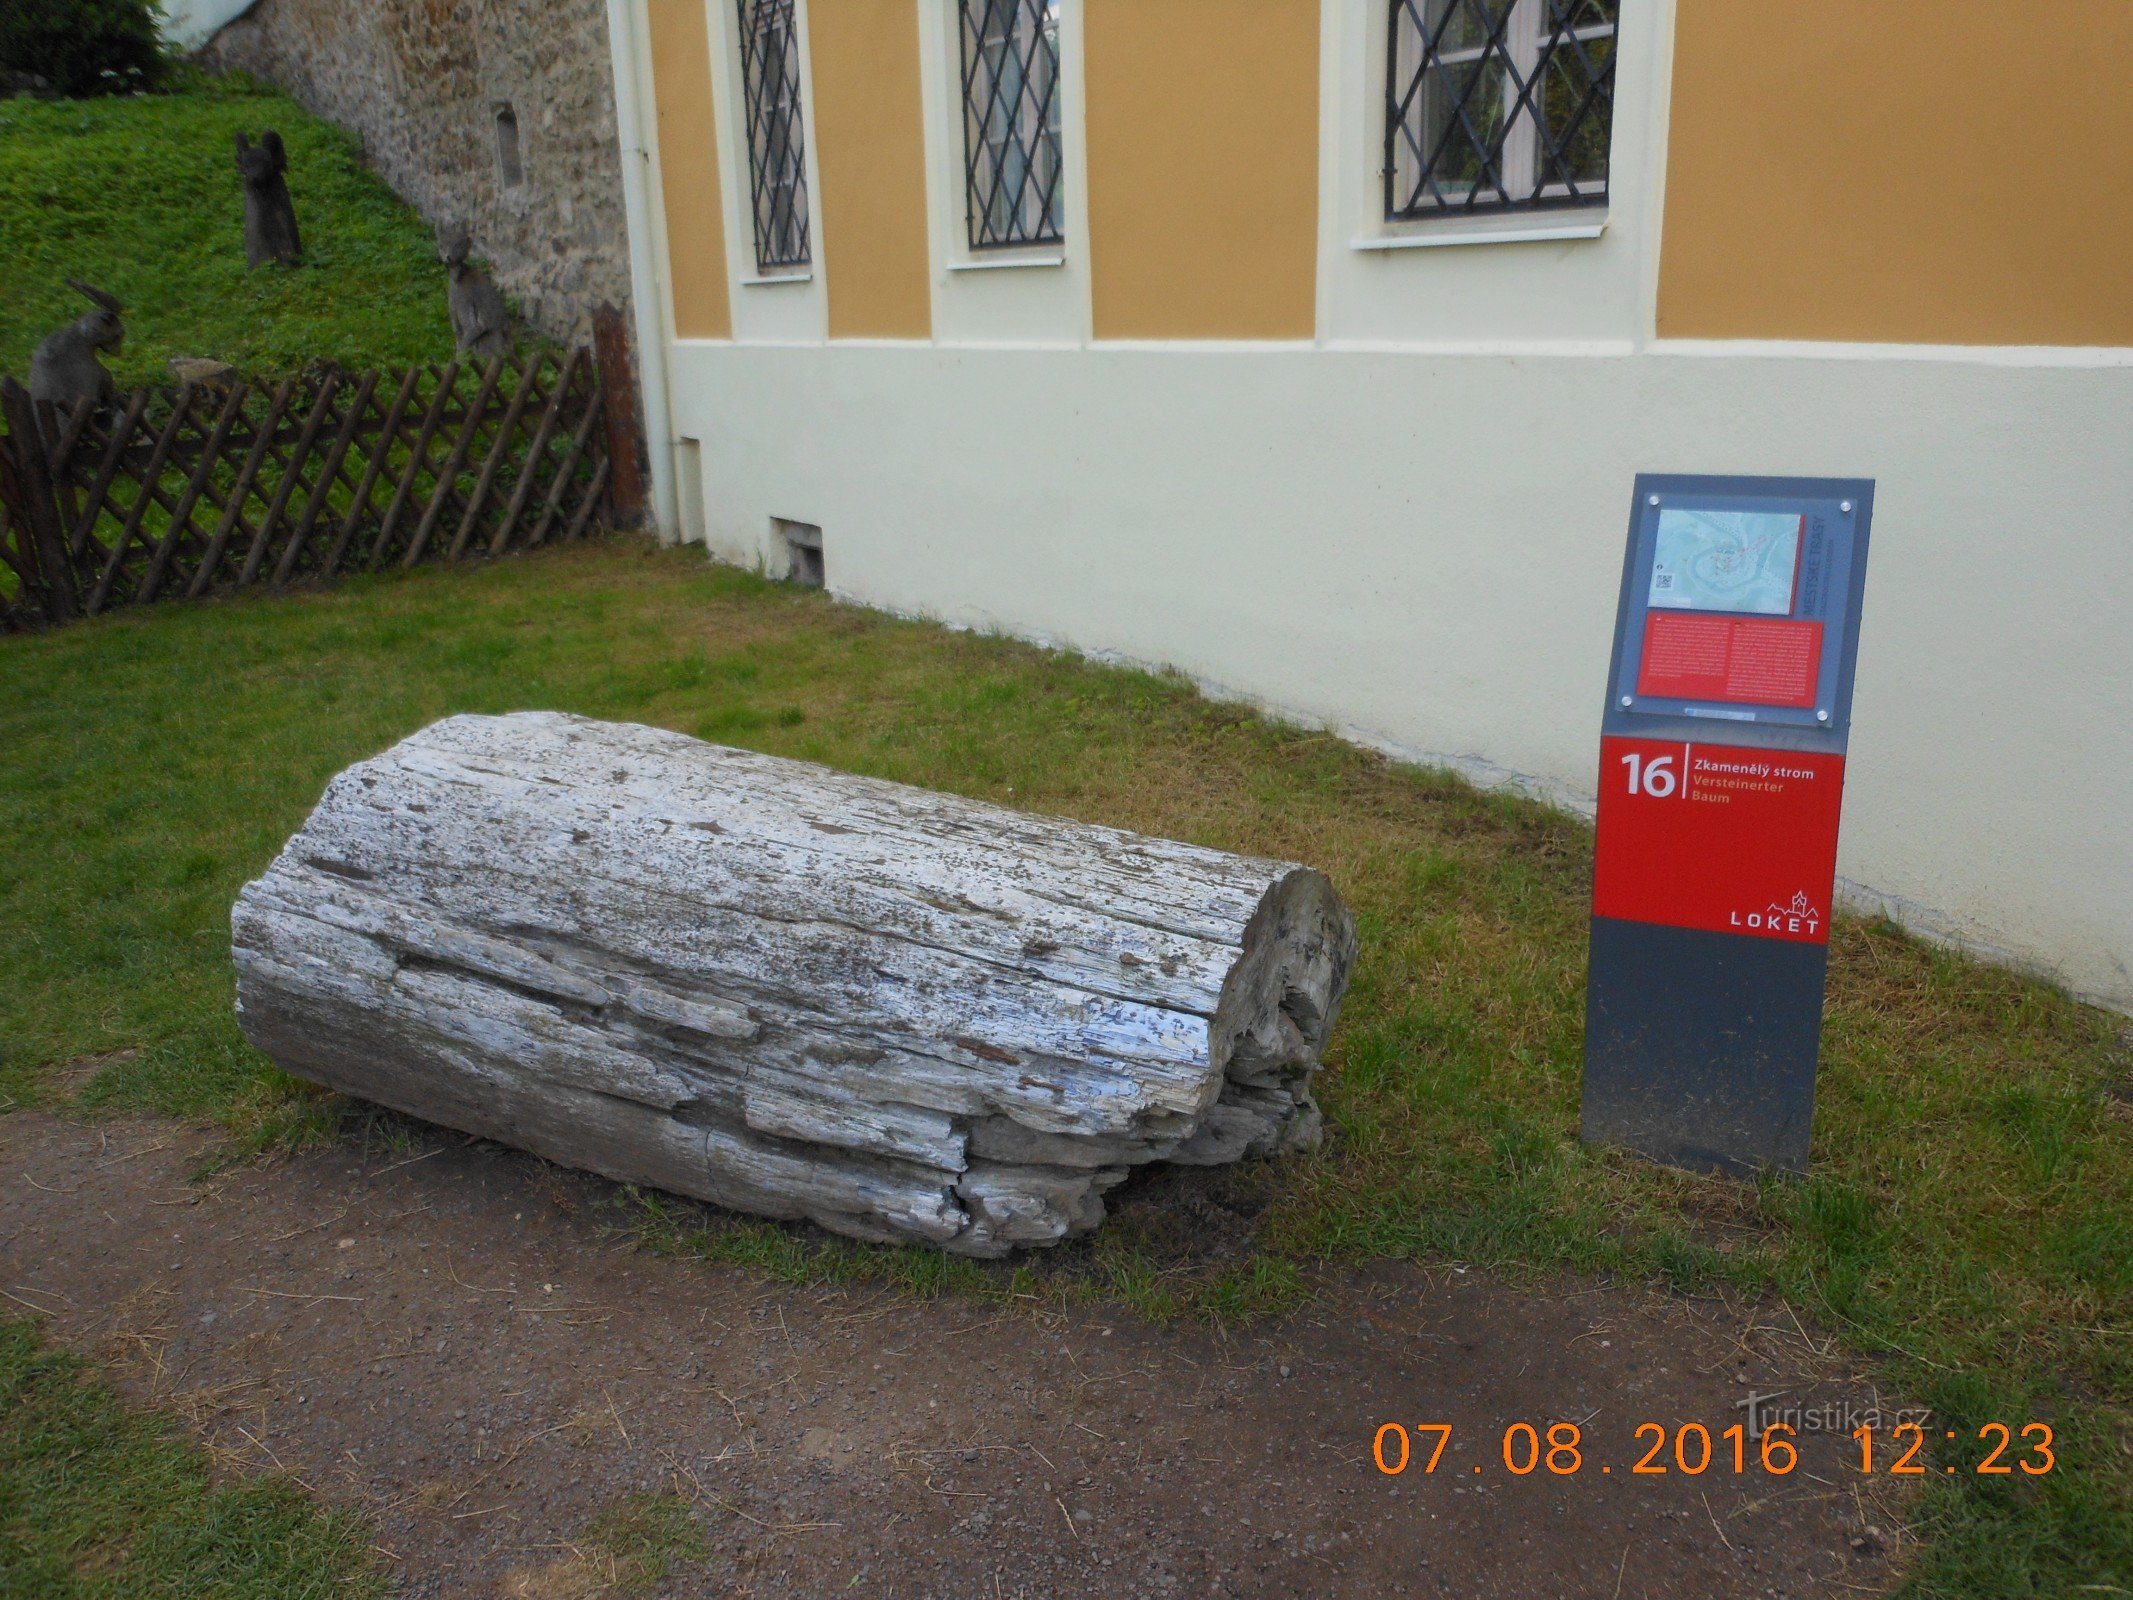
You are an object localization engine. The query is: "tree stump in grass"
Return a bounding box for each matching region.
[231,713,1357,1255]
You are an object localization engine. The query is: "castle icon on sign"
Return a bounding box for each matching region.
[1732,891,1823,935]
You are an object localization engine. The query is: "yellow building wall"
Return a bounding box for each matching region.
[1660,1,2133,346]
[647,0,732,340]
[810,0,933,339]
[1084,0,1320,340]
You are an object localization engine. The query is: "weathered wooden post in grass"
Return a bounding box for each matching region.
[0,377,82,625]
[232,713,1356,1254]
[27,281,123,414]
[235,131,303,267]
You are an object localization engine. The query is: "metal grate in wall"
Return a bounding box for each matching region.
[737,0,811,270]
[1385,0,1616,219]
[958,0,1064,250]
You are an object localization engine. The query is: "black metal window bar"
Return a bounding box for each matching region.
[738,0,811,270]
[1385,0,1616,219]
[959,0,1063,249]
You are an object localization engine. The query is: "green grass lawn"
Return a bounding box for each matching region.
[1,541,2127,1596]
[0,72,456,390]
[0,1317,382,1597]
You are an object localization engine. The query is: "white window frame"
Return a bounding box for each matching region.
[914,0,1089,344]
[1319,0,1670,348]
[706,0,827,344]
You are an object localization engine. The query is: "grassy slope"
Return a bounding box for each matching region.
[0,542,2126,1595]
[0,74,455,390]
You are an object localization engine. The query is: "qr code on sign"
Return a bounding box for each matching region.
[1654,573,1673,589]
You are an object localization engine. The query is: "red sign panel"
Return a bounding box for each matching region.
[1636,613,1824,708]
[1592,736,1845,943]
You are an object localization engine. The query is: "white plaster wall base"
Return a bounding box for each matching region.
[664,338,2133,1013]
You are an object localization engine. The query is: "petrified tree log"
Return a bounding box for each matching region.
[232,713,1356,1256]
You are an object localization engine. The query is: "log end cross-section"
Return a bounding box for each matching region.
[232,713,1357,1255]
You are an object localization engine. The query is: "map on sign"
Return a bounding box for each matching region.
[1648,509,1803,616]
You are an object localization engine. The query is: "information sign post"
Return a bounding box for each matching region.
[1581,474,1874,1175]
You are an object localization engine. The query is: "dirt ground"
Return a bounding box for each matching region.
[0,1110,1910,1599]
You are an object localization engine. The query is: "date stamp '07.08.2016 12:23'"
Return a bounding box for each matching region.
[1370,1420,2058,1480]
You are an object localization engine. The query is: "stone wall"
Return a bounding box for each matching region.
[200,0,632,352]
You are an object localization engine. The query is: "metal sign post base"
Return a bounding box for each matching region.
[1582,917,1825,1175]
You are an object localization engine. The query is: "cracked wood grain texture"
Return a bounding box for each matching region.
[232,713,1356,1255]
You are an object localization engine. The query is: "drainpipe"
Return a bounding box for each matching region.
[605,0,680,543]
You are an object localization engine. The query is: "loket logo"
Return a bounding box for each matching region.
[1732,890,1822,936]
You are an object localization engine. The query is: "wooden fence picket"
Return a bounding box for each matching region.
[88,383,195,615]
[448,354,544,561]
[528,386,606,549]
[187,374,298,600]
[369,360,460,567]
[0,380,79,623]
[275,369,379,585]
[140,380,250,604]
[238,370,340,587]
[67,390,150,565]
[321,367,418,581]
[402,355,503,569]
[494,349,580,555]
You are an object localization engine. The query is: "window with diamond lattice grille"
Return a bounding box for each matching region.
[1385,0,1616,219]
[959,0,1063,250]
[738,0,811,271]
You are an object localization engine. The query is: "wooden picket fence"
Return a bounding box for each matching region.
[0,348,611,632]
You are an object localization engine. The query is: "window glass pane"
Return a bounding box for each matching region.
[738,0,811,270]
[1559,0,1618,33]
[960,0,1064,249]
[1432,0,1516,58]
[1418,56,1505,199]
[1387,0,1615,217]
[1539,26,1613,190]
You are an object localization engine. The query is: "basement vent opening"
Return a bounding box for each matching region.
[775,518,823,588]
[495,104,524,190]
